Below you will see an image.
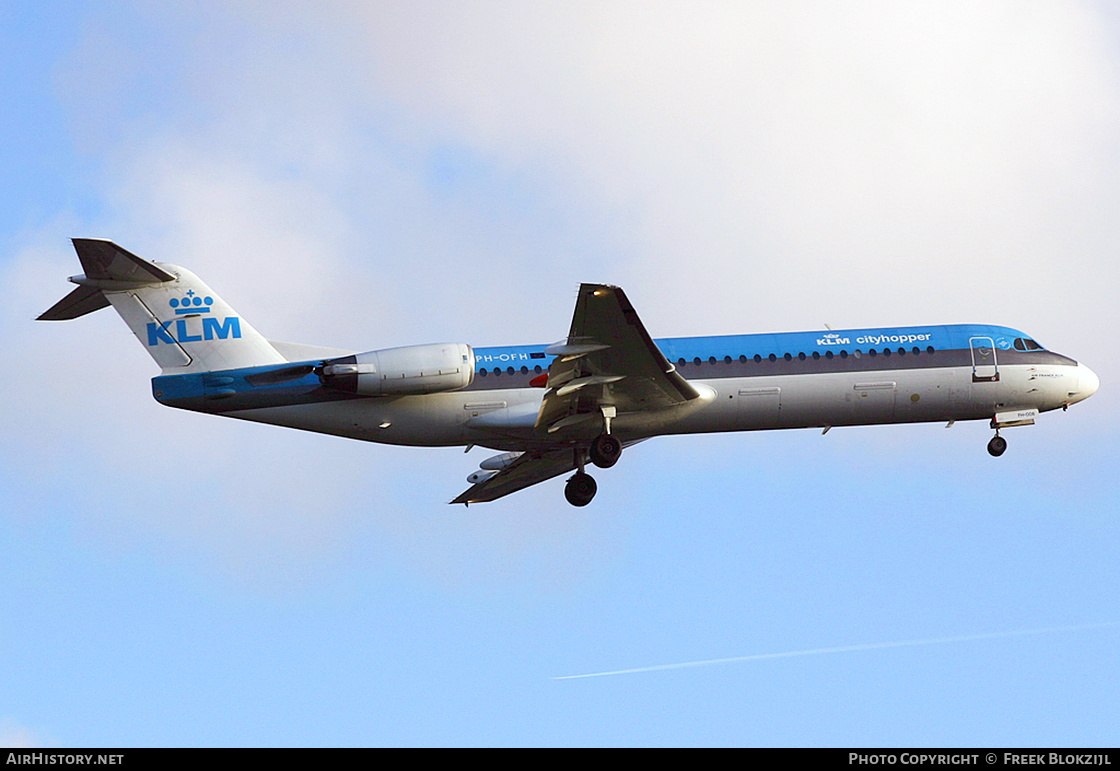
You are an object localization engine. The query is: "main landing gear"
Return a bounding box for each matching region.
[564,430,623,506]
[589,432,622,468]
[565,471,598,507]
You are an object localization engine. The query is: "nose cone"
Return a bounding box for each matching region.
[1070,364,1100,405]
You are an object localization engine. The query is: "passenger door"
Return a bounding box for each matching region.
[970,337,1000,382]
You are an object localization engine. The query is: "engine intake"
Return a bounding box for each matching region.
[320,343,475,395]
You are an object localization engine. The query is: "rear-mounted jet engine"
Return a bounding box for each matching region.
[319,343,475,395]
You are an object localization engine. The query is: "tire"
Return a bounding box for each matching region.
[564,472,598,506]
[590,433,622,469]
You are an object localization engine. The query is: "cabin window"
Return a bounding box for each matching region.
[839,350,848,359]
[709,356,717,365]
[724,355,733,364]
[755,354,763,363]
[739,355,748,363]
[768,354,777,362]
[694,357,702,366]
[825,351,834,360]
[926,346,935,354]
[812,351,820,360]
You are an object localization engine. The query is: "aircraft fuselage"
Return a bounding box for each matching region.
[152,323,1097,452]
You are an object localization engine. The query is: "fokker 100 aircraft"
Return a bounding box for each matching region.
[40,239,1099,506]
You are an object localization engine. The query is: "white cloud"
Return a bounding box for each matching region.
[117,1,1120,342]
[0,718,52,748]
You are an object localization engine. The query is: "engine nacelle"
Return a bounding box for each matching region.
[480,451,523,470]
[320,343,475,395]
[467,469,499,485]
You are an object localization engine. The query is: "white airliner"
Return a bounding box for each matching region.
[41,239,1099,506]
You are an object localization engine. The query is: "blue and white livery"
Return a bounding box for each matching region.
[40,239,1100,506]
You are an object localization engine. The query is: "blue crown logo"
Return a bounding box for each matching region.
[169,290,214,314]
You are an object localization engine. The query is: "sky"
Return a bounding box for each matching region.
[2,0,1118,747]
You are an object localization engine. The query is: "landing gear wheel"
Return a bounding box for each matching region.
[987,435,1007,457]
[590,433,622,469]
[564,472,598,507]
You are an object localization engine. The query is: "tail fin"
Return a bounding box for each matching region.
[39,239,286,373]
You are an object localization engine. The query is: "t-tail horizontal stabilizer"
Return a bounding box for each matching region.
[39,238,286,373]
[38,239,177,320]
[37,283,111,320]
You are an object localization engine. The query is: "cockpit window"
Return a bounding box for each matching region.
[1014,338,1044,351]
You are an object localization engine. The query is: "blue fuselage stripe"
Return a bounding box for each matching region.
[151,323,1076,412]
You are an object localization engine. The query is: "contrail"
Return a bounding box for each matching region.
[553,621,1118,680]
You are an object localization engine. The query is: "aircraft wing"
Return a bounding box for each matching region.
[535,283,703,436]
[451,449,576,505]
[453,284,706,504]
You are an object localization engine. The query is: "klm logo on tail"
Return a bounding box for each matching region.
[147,292,241,346]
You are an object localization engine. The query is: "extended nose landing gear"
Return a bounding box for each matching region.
[987,409,1039,457]
[987,409,1038,457]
